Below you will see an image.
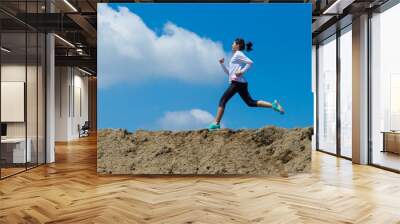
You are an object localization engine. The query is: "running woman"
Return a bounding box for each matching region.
[208,38,285,131]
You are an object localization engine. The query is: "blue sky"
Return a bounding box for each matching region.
[98,3,312,131]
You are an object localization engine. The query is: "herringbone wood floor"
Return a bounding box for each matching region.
[1,134,400,224]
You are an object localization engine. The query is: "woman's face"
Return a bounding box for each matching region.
[232,41,239,51]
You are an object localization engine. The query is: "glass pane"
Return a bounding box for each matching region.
[317,35,337,154]
[25,0,38,169]
[27,31,38,169]
[340,28,352,158]
[371,4,400,171]
[38,32,45,165]
[1,31,27,177]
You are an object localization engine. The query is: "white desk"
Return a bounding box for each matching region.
[1,138,32,163]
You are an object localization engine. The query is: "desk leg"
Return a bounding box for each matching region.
[381,133,386,153]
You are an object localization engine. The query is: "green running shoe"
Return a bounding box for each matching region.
[272,100,285,115]
[208,123,221,131]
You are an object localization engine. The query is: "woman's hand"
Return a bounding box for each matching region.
[235,70,243,76]
[219,58,224,64]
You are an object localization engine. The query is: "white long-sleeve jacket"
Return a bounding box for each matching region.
[220,50,253,83]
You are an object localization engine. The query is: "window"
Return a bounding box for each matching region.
[0,1,47,179]
[370,2,400,171]
[339,26,352,158]
[317,35,337,154]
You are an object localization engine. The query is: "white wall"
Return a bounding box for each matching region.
[55,67,89,141]
[1,65,40,137]
[55,66,69,141]
[1,65,26,136]
[1,63,46,164]
[72,72,89,138]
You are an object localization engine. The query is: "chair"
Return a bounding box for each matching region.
[78,121,90,138]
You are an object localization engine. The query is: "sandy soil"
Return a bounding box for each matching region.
[97,126,312,176]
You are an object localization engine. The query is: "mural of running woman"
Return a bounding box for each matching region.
[208,38,285,131]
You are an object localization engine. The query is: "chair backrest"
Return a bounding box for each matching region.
[79,121,89,130]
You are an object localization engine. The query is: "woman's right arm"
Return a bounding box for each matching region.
[219,58,229,75]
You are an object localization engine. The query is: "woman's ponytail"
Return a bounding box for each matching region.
[246,41,253,52]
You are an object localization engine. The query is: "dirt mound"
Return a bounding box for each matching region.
[97,126,312,176]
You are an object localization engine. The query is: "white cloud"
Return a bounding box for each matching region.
[157,109,223,131]
[98,4,228,88]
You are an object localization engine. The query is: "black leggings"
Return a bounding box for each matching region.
[219,81,258,107]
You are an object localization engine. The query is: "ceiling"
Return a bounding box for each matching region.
[0,0,394,74]
[311,0,391,43]
[0,0,97,74]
